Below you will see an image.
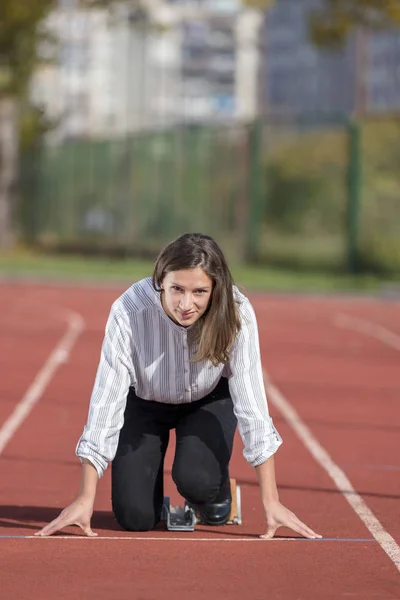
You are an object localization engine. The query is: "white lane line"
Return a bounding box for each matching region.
[4,536,375,542]
[264,372,400,573]
[0,311,85,455]
[334,313,400,352]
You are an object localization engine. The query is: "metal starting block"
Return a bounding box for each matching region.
[162,478,242,531]
[162,497,196,531]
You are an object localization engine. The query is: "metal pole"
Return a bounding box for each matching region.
[347,119,362,273]
[246,117,263,261]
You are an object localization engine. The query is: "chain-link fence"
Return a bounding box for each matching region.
[19,123,252,263]
[18,114,400,273]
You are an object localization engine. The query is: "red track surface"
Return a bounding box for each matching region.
[0,282,399,599]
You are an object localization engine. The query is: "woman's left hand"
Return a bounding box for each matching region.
[262,500,322,540]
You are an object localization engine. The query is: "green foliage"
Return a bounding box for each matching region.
[0,0,53,95]
[19,104,52,150]
[265,128,347,235]
[262,118,400,273]
[358,118,400,270]
[239,0,275,10]
[309,0,400,46]
[0,0,124,96]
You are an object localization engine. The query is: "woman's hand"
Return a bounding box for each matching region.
[34,496,97,537]
[262,500,321,540]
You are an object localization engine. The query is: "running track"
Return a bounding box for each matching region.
[0,282,399,599]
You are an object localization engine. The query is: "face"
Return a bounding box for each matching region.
[161,267,213,327]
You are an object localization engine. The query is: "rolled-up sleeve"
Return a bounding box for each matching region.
[76,302,134,477]
[228,299,282,467]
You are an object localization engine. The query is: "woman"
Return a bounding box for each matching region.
[36,233,321,539]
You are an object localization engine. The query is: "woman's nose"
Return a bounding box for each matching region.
[179,294,193,310]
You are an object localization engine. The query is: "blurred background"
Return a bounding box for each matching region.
[1,0,400,291]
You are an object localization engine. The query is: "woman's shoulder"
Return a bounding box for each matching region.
[233,285,252,310]
[113,277,160,317]
[232,284,248,302]
[232,285,256,324]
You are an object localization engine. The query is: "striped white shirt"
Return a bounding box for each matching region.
[76,277,282,477]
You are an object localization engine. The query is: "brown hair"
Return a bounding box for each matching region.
[152,233,241,366]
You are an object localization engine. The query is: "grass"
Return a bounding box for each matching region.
[0,250,396,294]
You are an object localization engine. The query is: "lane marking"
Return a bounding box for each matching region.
[341,463,400,472]
[334,313,400,352]
[0,311,85,455]
[264,372,400,573]
[0,536,376,542]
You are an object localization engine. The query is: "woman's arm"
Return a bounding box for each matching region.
[255,456,321,539]
[76,304,133,476]
[36,302,133,536]
[228,296,321,539]
[77,459,99,502]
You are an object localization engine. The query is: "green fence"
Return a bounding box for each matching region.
[19,125,252,263]
[18,115,400,273]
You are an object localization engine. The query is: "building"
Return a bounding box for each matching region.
[261,0,400,117]
[31,1,183,140]
[180,16,237,121]
[31,0,266,138]
[368,30,400,112]
[261,0,356,116]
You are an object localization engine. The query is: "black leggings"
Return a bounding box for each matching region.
[111,377,237,532]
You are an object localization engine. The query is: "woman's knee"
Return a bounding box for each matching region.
[172,467,219,504]
[112,502,159,532]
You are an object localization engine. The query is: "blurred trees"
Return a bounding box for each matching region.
[240,0,275,10]
[0,1,53,248]
[0,1,54,96]
[0,0,125,249]
[263,118,400,272]
[0,0,125,95]
[309,0,400,46]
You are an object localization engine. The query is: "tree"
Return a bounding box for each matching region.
[309,0,400,47]
[0,1,54,248]
[239,0,275,9]
[0,0,129,249]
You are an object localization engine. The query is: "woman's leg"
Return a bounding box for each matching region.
[111,390,171,531]
[172,378,237,524]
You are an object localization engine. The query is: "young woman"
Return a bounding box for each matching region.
[36,233,321,539]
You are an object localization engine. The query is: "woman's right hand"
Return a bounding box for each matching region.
[34,496,97,537]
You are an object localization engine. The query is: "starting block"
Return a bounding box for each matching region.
[162,478,242,531]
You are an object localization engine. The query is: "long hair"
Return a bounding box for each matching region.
[152,233,241,366]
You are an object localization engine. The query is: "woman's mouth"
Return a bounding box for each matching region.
[180,311,195,319]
